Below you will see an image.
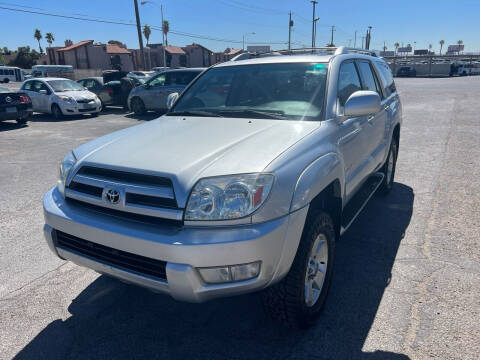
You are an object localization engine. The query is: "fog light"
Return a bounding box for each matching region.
[198,262,261,284]
[230,262,261,281]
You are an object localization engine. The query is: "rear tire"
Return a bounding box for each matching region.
[3,78,9,84]
[51,104,63,120]
[262,211,335,328]
[379,137,398,195]
[90,112,99,118]
[131,97,146,115]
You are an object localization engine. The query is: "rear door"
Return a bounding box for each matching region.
[23,81,42,111]
[356,60,388,172]
[143,73,166,109]
[35,81,52,112]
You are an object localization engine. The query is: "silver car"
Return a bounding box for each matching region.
[127,68,204,114]
[43,47,401,327]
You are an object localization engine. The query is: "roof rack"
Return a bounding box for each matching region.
[234,46,377,60]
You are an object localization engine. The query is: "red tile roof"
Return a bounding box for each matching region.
[165,46,186,55]
[58,40,94,52]
[106,44,131,54]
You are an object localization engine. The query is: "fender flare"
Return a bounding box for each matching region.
[290,152,344,213]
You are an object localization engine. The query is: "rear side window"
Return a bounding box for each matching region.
[22,81,33,90]
[337,61,361,112]
[376,62,396,96]
[357,61,380,95]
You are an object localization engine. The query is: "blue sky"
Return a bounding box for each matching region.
[1,0,479,53]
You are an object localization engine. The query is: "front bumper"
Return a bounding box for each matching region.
[43,187,308,303]
[60,101,101,115]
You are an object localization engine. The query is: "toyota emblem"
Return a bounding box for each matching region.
[105,188,121,204]
[5,96,12,103]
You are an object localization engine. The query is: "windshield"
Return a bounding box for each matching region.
[169,63,327,121]
[47,79,84,92]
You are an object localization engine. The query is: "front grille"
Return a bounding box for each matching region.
[78,166,173,187]
[66,198,183,227]
[55,230,168,281]
[69,181,103,197]
[76,99,95,104]
[66,166,182,223]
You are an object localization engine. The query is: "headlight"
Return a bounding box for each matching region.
[57,151,77,197]
[185,173,274,221]
[58,95,75,103]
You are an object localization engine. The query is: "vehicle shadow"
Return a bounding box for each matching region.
[27,113,97,123]
[0,120,28,132]
[14,183,414,360]
[125,110,166,121]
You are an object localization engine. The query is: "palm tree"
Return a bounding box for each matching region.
[34,29,43,54]
[439,40,445,55]
[457,40,463,54]
[394,42,400,55]
[45,32,55,47]
[162,20,169,46]
[383,44,387,52]
[407,43,412,54]
[143,25,151,46]
[428,44,433,54]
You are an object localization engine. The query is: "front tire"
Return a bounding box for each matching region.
[379,137,398,195]
[262,211,335,328]
[131,97,146,115]
[51,104,63,120]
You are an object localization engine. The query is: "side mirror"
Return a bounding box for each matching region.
[344,90,381,117]
[84,87,88,90]
[39,89,48,95]
[167,92,179,109]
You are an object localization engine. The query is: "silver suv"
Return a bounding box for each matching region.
[43,47,402,328]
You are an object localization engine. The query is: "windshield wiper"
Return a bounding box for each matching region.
[166,110,223,117]
[218,109,286,120]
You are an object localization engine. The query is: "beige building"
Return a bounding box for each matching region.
[183,43,214,67]
[211,48,243,64]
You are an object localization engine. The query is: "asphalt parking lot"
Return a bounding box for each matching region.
[1,77,479,360]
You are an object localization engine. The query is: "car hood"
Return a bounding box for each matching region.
[73,116,319,205]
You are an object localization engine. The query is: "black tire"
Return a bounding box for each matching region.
[90,112,99,118]
[262,211,335,328]
[378,137,398,195]
[131,97,146,115]
[3,78,9,84]
[51,104,63,120]
[16,118,27,125]
[99,100,105,112]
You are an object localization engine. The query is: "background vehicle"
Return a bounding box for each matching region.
[128,68,204,114]
[20,78,101,119]
[43,47,402,328]
[127,71,154,79]
[0,87,32,124]
[396,66,417,77]
[25,65,74,80]
[0,66,24,83]
[456,64,480,76]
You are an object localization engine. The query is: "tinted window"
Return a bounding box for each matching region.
[376,62,396,96]
[337,61,361,111]
[166,71,200,86]
[8,70,14,75]
[0,69,3,75]
[357,61,380,95]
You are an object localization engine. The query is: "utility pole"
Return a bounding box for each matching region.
[311,0,318,48]
[365,26,372,49]
[329,25,335,46]
[288,11,293,50]
[354,30,357,48]
[133,0,146,70]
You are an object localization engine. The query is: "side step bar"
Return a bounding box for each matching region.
[340,172,384,235]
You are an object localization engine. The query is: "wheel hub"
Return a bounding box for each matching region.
[304,234,328,307]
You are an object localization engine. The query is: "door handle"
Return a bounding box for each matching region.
[367,115,375,123]
[384,104,390,110]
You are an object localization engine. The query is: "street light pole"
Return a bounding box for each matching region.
[242,32,255,51]
[310,0,318,48]
[141,0,167,68]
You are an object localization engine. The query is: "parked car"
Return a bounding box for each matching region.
[127,71,154,79]
[0,87,32,124]
[127,68,205,114]
[396,66,416,77]
[42,47,401,328]
[20,78,101,119]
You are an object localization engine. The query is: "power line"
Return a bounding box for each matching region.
[0,5,284,45]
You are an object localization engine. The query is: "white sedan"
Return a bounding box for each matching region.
[19,78,102,119]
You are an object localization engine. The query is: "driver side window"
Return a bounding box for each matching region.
[337,61,361,114]
[149,74,165,87]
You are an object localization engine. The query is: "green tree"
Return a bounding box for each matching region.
[394,42,400,55]
[8,46,40,68]
[143,24,151,46]
[34,29,43,54]
[162,20,169,46]
[108,40,126,47]
[45,32,55,47]
[457,40,463,54]
[439,40,445,55]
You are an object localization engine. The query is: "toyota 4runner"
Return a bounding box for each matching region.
[43,47,402,328]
